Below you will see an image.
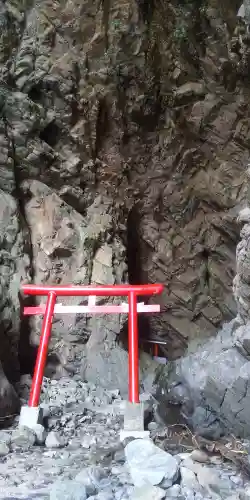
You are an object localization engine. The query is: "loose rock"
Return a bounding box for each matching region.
[131,484,166,499]
[32,424,47,445]
[45,431,66,449]
[74,466,106,495]
[197,466,233,497]
[81,434,96,449]
[190,450,209,463]
[180,466,200,490]
[11,426,36,450]
[49,479,87,500]
[0,431,11,445]
[0,442,10,456]
[166,484,181,497]
[125,438,179,487]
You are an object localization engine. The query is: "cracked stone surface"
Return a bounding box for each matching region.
[151,212,250,439]
[1,0,250,413]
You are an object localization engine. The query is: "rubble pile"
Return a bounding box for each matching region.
[0,377,250,500]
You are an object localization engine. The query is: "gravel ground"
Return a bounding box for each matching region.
[0,376,249,500]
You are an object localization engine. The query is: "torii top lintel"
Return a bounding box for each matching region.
[22,284,164,297]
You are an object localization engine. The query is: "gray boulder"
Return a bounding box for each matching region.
[163,320,250,438]
[125,438,179,488]
[50,479,87,500]
[11,426,36,450]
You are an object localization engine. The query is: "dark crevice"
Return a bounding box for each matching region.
[118,206,152,350]
[28,85,43,103]
[118,315,151,352]
[136,0,155,24]
[3,117,38,377]
[95,98,109,158]
[39,121,61,147]
[70,62,81,127]
[126,205,143,285]
[201,247,210,290]
[100,0,110,50]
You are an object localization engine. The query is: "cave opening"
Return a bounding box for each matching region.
[119,206,159,356]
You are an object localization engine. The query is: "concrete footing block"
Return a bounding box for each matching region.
[19,405,43,429]
[124,401,144,431]
[120,401,149,441]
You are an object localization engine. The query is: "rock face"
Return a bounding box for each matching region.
[157,212,250,439]
[23,179,127,378]
[0,190,28,417]
[0,0,250,410]
[0,190,30,381]
[233,205,250,324]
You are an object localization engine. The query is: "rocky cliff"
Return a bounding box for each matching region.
[1,0,250,416]
[153,206,250,439]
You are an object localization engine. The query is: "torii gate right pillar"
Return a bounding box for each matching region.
[120,290,150,441]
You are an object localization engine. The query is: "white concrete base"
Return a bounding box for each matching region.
[124,401,144,431]
[120,430,150,442]
[19,405,43,429]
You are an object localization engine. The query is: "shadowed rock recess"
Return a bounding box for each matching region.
[1,0,250,425]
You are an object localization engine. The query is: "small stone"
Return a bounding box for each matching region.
[115,487,128,500]
[114,447,125,463]
[32,424,47,445]
[166,484,181,497]
[243,487,250,499]
[0,431,11,445]
[44,450,57,458]
[81,434,96,449]
[11,426,36,450]
[238,207,250,223]
[177,452,191,461]
[195,495,211,500]
[190,450,209,463]
[148,422,158,431]
[97,477,112,490]
[181,487,195,500]
[230,475,243,486]
[175,82,205,98]
[180,466,200,490]
[131,484,166,499]
[0,431,10,456]
[49,479,87,500]
[46,431,66,449]
[209,455,222,465]
[95,493,113,500]
[75,466,105,495]
[106,389,120,399]
[40,403,51,418]
[182,458,203,475]
[0,442,9,456]
[197,466,232,497]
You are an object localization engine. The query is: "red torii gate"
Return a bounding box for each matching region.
[22,284,164,408]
